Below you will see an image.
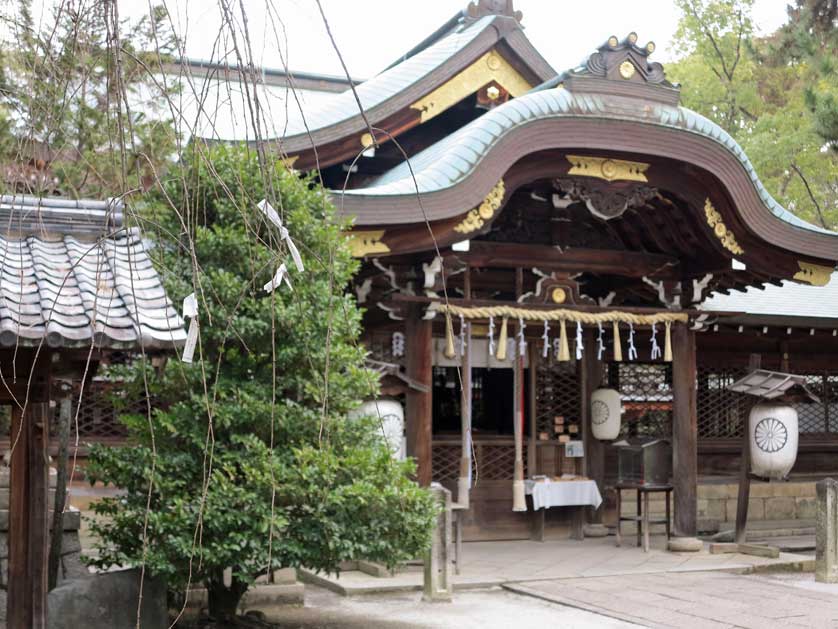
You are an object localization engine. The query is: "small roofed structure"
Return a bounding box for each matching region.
[0,194,184,627]
[728,369,820,402]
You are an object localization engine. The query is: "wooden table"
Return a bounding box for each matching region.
[525,479,603,542]
[615,483,672,552]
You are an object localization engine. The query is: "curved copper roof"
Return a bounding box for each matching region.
[332,85,838,260]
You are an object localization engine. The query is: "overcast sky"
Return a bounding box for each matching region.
[28,0,791,79]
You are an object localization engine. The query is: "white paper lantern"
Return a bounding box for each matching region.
[349,399,406,460]
[591,388,622,441]
[749,403,798,479]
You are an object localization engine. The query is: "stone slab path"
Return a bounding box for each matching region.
[301,536,813,596]
[261,583,639,628]
[505,571,838,629]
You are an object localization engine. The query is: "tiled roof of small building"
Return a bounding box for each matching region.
[702,273,838,323]
[0,194,185,349]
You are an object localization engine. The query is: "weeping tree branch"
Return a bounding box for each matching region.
[790,162,829,229]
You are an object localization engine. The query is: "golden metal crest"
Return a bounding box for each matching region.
[566,155,649,182]
[453,180,506,234]
[619,60,636,79]
[410,51,532,123]
[793,261,833,286]
[704,199,744,256]
[345,230,390,257]
[551,287,567,304]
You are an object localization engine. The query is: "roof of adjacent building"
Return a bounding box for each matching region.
[174,9,553,147]
[0,194,185,349]
[703,273,838,324]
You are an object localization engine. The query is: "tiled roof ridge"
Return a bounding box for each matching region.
[0,194,124,237]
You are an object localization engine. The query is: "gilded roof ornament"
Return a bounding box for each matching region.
[566,155,649,183]
[453,180,505,234]
[345,230,390,257]
[704,199,744,256]
[793,261,833,286]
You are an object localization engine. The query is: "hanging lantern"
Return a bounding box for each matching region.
[749,403,798,479]
[349,399,406,460]
[591,388,622,441]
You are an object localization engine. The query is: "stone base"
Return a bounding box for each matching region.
[185,579,305,615]
[668,537,703,552]
[582,523,609,538]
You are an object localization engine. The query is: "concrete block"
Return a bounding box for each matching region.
[772,482,815,498]
[797,497,818,520]
[709,543,739,554]
[764,496,796,520]
[242,583,305,608]
[739,543,780,558]
[698,483,734,500]
[725,498,765,521]
[749,483,776,498]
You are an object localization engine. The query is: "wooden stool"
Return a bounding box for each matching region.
[615,483,672,552]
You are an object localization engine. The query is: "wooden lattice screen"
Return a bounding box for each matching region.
[535,359,580,438]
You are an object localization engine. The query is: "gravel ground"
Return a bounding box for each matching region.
[258,584,639,629]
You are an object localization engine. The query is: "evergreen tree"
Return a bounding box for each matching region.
[85,143,436,620]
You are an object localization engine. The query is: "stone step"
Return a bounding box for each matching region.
[719,518,816,538]
[750,535,815,553]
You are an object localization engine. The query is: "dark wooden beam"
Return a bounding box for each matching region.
[405,307,433,486]
[461,242,679,279]
[672,322,698,538]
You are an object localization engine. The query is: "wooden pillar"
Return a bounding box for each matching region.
[527,343,538,477]
[581,329,605,522]
[406,308,433,486]
[672,323,697,538]
[8,402,50,629]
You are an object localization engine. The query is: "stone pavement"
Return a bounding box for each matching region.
[506,571,838,629]
[301,536,813,595]
[262,583,640,628]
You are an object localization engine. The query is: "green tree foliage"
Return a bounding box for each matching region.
[0,1,178,198]
[85,144,437,620]
[669,0,838,229]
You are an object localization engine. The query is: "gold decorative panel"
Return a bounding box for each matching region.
[704,199,744,256]
[793,261,832,286]
[453,180,506,234]
[345,230,390,257]
[566,155,649,182]
[410,51,533,123]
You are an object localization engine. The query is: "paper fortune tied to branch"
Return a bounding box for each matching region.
[257,199,304,273]
[182,292,199,364]
[264,263,293,293]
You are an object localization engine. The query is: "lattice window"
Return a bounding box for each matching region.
[70,379,139,440]
[697,366,748,439]
[696,368,838,440]
[608,363,672,439]
[432,440,527,482]
[793,373,838,435]
[535,359,579,438]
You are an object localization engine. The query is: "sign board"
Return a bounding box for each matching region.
[565,440,584,458]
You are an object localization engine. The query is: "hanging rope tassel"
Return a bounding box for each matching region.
[558,320,570,361]
[444,312,456,359]
[542,321,550,358]
[664,321,673,362]
[496,316,509,361]
[575,321,584,360]
[612,321,623,362]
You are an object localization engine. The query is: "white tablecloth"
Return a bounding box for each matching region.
[524,479,602,511]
